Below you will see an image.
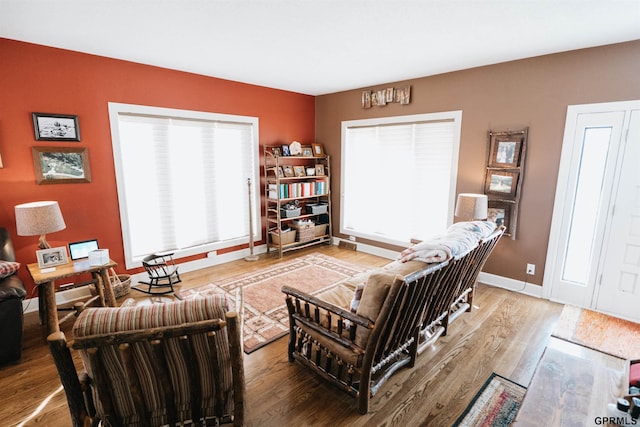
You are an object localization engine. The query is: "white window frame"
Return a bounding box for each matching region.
[108,102,261,269]
[340,111,462,246]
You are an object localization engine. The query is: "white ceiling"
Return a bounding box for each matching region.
[1,1,639,96]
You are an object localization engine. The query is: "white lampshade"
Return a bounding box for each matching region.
[15,201,66,249]
[455,193,488,220]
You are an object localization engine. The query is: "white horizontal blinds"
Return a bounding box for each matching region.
[118,115,173,258]
[116,113,256,260]
[411,121,456,238]
[343,118,457,244]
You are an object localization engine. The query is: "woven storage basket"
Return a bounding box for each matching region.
[90,268,131,298]
[293,222,315,243]
[270,229,296,245]
[111,271,132,298]
[314,224,328,237]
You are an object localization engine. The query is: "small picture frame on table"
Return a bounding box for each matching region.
[32,112,81,141]
[272,146,282,157]
[283,165,294,177]
[293,166,306,177]
[315,164,325,176]
[281,144,291,156]
[277,166,284,177]
[36,246,69,269]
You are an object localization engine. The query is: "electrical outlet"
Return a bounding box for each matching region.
[526,263,535,275]
[349,235,356,242]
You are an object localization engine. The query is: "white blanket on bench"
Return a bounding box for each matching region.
[398,221,497,263]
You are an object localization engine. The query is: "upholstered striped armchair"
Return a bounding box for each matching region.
[48,295,245,427]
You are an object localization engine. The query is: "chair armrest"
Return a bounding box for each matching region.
[282,285,373,352]
[282,285,372,329]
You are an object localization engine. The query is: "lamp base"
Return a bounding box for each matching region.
[38,234,51,250]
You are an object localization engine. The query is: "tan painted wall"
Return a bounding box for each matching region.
[316,40,640,286]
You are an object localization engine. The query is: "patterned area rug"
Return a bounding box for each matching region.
[454,373,526,427]
[175,253,368,353]
[552,305,640,359]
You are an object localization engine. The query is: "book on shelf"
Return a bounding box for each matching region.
[268,179,328,200]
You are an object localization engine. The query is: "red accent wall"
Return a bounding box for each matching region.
[0,38,315,294]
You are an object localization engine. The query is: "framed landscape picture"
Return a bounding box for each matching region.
[32,146,91,184]
[485,170,519,197]
[32,113,80,141]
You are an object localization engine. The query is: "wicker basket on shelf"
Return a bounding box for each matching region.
[293,221,315,243]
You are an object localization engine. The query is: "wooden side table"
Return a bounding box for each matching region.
[26,259,118,335]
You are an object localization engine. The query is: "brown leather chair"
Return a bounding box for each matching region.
[0,227,27,365]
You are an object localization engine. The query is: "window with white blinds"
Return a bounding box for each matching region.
[340,111,462,246]
[108,103,260,268]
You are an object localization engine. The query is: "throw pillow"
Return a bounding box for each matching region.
[349,281,366,313]
[0,260,20,278]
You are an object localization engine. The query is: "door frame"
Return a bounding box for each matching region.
[543,100,640,305]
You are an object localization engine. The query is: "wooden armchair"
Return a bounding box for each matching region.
[48,295,245,426]
[282,260,454,414]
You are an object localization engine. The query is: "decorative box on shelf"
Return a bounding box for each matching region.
[280,207,301,218]
[292,220,315,242]
[306,203,328,214]
[270,229,296,245]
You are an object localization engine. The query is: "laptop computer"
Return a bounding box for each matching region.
[68,239,99,261]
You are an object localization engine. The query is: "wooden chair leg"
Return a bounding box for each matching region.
[47,332,92,427]
[226,312,245,427]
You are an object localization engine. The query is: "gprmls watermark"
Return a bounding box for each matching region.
[594,416,638,425]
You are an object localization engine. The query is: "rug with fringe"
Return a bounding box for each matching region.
[454,373,526,427]
[175,253,368,353]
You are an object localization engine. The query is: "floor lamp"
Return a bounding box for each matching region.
[244,178,259,261]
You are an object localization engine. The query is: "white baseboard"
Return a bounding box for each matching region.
[333,237,544,299]
[332,237,398,260]
[22,242,544,314]
[478,272,543,298]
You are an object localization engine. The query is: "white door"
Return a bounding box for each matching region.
[545,101,640,322]
[595,110,640,320]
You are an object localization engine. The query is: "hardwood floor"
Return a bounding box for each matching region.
[1,245,565,426]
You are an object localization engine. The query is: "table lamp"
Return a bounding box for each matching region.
[455,193,488,220]
[15,201,66,249]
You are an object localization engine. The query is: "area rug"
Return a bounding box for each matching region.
[175,253,368,354]
[552,304,640,359]
[454,373,526,427]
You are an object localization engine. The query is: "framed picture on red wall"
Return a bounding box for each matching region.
[32,146,91,184]
[32,112,81,141]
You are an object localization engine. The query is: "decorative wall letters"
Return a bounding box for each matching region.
[362,86,411,108]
